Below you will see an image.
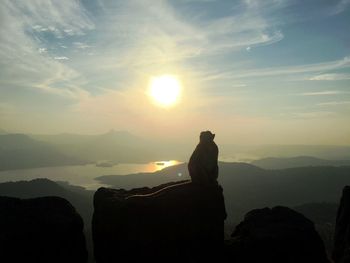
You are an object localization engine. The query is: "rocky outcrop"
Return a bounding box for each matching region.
[0,196,87,263]
[92,180,227,262]
[225,206,330,263]
[333,186,350,263]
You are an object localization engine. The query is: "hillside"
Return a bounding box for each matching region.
[0,134,88,170]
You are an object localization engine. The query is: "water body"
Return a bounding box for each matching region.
[0,160,181,190]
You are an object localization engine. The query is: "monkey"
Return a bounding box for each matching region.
[188,131,219,185]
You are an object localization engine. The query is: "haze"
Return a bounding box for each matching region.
[1,0,350,146]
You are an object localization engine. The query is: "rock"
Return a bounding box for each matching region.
[226,206,330,263]
[0,196,87,263]
[92,180,226,262]
[333,186,350,263]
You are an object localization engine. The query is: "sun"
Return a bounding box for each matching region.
[149,75,181,107]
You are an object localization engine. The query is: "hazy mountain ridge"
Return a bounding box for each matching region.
[33,131,350,162]
[222,144,350,161]
[32,130,191,163]
[1,131,349,169]
[0,134,88,171]
[251,156,350,169]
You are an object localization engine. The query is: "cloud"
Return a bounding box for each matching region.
[38,48,47,53]
[54,56,69,60]
[330,0,350,15]
[292,111,336,119]
[309,73,350,81]
[13,1,94,37]
[84,0,286,71]
[73,42,92,49]
[201,11,284,54]
[202,56,350,80]
[243,0,288,10]
[317,101,350,106]
[299,91,342,96]
[0,0,94,99]
[1,1,348,121]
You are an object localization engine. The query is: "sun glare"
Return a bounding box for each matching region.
[149,75,181,107]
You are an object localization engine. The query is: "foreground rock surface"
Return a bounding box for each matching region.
[92,180,226,262]
[333,186,350,263]
[0,196,87,263]
[226,206,330,263]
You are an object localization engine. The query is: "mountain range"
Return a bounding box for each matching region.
[32,130,191,163]
[0,134,87,171]
[1,130,350,171]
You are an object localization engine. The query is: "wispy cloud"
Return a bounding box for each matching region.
[38,48,47,53]
[299,91,342,96]
[73,42,92,49]
[17,1,94,37]
[292,111,336,119]
[202,56,350,80]
[330,0,350,15]
[0,0,94,99]
[54,56,69,60]
[317,101,350,106]
[309,73,350,81]
[84,0,286,71]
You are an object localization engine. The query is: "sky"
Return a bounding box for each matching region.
[0,0,350,145]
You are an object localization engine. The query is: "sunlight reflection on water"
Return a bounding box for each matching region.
[148,160,181,172]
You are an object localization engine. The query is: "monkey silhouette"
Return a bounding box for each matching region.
[188,131,219,185]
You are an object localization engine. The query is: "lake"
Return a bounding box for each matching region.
[0,160,181,190]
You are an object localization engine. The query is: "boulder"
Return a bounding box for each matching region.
[226,206,330,263]
[333,186,350,263]
[0,196,87,263]
[92,180,226,262]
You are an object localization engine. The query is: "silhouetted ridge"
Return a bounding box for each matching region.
[0,178,65,196]
[226,206,330,263]
[0,195,87,263]
[0,178,94,222]
[92,181,227,262]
